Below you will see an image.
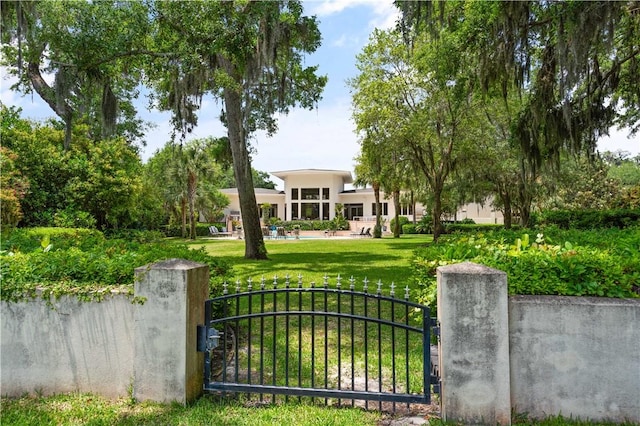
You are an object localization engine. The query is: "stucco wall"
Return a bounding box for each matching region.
[1,259,208,404]
[1,293,134,398]
[509,296,640,422]
[437,262,640,424]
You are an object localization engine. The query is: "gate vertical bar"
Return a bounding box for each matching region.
[391,282,397,412]
[404,285,410,409]
[285,275,290,403]
[363,278,369,410]
[272,276,278,403]
[349,276,355,407]
[222,282,229,393]
[204,299,212,386]
[323,276,329,405]
[297,275,303,402]
[259,277,265,402]
[377,280,382,411]
[337,275,342,406]
[247,278,253,399]
[235,281,240,384]
[311,280,316,404]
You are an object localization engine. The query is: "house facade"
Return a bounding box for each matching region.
[220,168,503,227]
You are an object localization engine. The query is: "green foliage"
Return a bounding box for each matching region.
[1,228,231,303]
[445,223,505,233]
[414,215,433,234]
[0,145,28,228]
[53,208,97,229]
[412,229,640,309]
[390,216,410,234]
[402,224,418,234]
[540,209,640,229]
[164,223,224,238]
[1,111,145,230]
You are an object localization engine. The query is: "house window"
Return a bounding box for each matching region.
[292,188,299,200]
[322,202,330,220]
[301,202,320,220]
[301,188,320,200]
[400,204,414,215]
[322,188,330,200]
[372,202,388,216]
[344,203,363,220]
[292,203,299,220]
[258,204,278,219]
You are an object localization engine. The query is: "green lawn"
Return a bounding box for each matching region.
[188,234,433,293]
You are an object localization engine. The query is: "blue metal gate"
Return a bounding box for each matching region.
[198,275,439,411]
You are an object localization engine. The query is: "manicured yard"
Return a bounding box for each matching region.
[188,234,433,292]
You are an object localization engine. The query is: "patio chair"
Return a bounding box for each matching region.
[364,227,372,237]
[276,227,287,239]
[350,227,365,237]
[210,226,232,237]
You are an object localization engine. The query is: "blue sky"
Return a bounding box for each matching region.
[1,0,637,189]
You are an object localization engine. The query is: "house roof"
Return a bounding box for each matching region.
[270,169,353,184]
[220,188,284,195]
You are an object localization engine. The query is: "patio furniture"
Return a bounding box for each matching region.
[209,226,233,237]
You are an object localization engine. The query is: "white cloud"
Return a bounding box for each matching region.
[308,0,398,30]
[308,0,366,17]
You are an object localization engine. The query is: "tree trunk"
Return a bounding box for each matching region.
[188,171,197,240]
[432,185,444,242]
[392,189,401,238]
[501,189,512,229]
[221,63,267,259]
[180,196,187,238]
[28,61,74,149]
[373,182,382,238]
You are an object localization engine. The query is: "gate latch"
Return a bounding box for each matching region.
[197,325,223,352]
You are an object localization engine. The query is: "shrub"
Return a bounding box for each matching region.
[53,208,97,229]
[415,215,432,234]
[402,224,418,234]
[540,208,640,229]
[411,229,639,310]
[445,223,505,233]
[1,228,231,303]
[390,216,410,234]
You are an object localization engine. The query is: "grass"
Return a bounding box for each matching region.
[2,393,632,426]
[0,393,381,425]
[187,234,432,289]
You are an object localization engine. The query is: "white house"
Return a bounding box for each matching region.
[220,168,503,228]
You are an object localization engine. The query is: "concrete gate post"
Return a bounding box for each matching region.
[437,262,511,425]
[133,259,209,404]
